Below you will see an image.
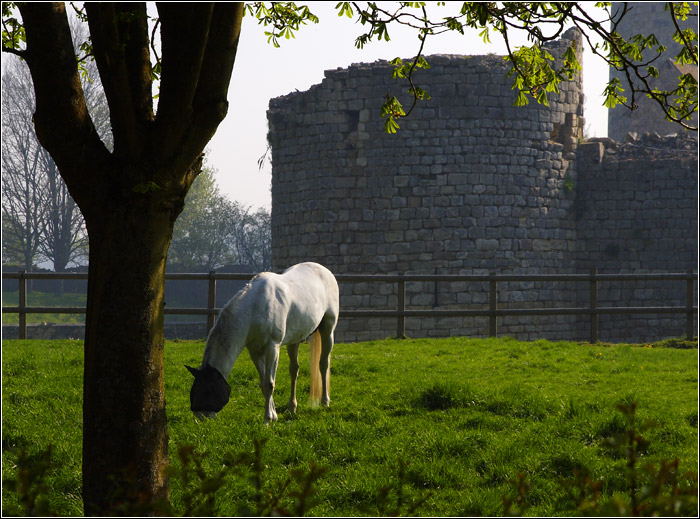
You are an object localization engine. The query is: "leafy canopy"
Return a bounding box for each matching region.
[3,2,697,133]
[331,2,697,132]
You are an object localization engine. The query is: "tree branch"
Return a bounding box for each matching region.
[152,3,214,163]
[85,3,153,159]
[668,2,698,65]
[570,3,697,130]
[117,3,153,127]
[168,2,244,187]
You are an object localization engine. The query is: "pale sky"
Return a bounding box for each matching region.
[207,2,611,211]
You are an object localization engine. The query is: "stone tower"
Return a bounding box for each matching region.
[607,2,698,140]
[268,29,587,340]
[267,26,696,343]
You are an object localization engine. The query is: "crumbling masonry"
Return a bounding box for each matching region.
[267,28,698,343]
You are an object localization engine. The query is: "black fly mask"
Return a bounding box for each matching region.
[186,364,231,418]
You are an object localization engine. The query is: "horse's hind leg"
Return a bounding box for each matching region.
[319,327,334,407]
[287,342,300,414]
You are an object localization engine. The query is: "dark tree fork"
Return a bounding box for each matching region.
[14,2,244,513]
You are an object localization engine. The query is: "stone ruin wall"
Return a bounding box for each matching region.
[268,28,698,343]
[575,135,698,341]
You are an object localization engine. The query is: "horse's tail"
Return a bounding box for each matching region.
[308,330,326,405]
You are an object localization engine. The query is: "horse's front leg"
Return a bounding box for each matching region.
[255,343,281,424]
[287,342,300,414]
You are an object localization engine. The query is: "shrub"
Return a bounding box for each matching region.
[502,401,699,517]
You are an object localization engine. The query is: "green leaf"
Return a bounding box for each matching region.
[384,116,400,134]
[478,27,491,44]
[410,86,431,101]
[415,56,431,69]
[336,2,353,18]
[132,181,161,194]
[251,2,319,48]
[513,91,529,107]
[603,78,627,109]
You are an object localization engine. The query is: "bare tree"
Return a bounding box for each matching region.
[2,13,110,272]
[1,56,45,271]
[40,158,88,272]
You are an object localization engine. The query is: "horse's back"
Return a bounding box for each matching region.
[280,262,339,319]
[282,262,338,304]
[246,263,338,345]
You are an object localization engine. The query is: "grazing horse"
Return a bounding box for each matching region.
[186,262,339,423]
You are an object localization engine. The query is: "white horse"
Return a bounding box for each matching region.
[186,262,339,423]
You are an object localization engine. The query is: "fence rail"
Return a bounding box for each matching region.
[2,269,697,341]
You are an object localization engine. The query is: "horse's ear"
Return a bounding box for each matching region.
[185,365,200,377]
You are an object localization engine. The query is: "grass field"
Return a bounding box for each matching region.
[2,337,697,516]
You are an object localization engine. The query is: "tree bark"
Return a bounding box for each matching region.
[81,193,173,513]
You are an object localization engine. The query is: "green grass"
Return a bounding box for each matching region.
[2,337,698,516]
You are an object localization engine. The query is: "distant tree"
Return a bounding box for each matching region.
[1,54,47,271]
[168,164,271,272]
[1,14,111,272]
[168,165,237,271]
[39,158,88,272]
[233,206,272,272]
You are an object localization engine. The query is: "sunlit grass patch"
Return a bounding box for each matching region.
[2,336,697,516]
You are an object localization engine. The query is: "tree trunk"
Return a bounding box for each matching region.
[81,192,177,515]
[14,3,244,514]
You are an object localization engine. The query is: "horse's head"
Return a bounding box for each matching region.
[186,364,231,419]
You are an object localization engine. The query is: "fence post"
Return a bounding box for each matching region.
[207,270,217,335]
[489,277,498,337]
[18,270,27,339]
[397,277,406,338]
[589,267,598,343]
[686,270,695,340]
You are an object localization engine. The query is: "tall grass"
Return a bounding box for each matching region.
[2,337,697,516]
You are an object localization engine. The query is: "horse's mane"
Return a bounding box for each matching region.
[205,273,267,357]
[222,273,266,315]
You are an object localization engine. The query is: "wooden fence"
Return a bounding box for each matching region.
[3,269,697,342]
